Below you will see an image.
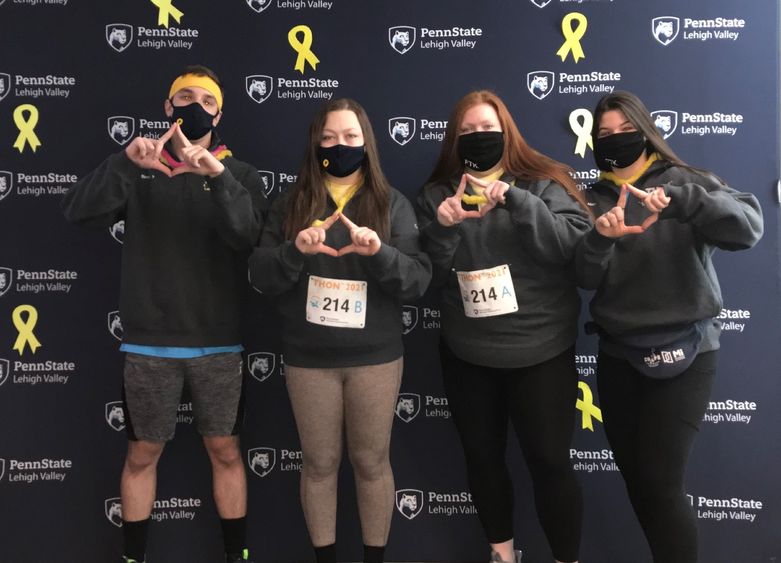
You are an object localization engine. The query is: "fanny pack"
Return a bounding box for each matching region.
[587,319,709,379]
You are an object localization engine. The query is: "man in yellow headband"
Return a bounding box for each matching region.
[62,65,266,563]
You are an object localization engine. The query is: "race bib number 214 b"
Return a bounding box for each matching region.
[306,275,367,329]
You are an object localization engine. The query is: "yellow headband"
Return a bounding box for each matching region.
[168,74,223,110]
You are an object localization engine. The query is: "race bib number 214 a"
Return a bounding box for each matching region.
[456,264,518,318]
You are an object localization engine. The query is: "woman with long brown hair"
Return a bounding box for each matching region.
[577,90,762,563]
[417,90,590,563]
[249,98,431,563]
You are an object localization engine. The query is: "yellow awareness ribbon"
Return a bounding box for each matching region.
[13,104,42,153]
[556,12,588,63]
[288,25,320,74]
[12,304,42,355]
[569,108,593,158]
[311,180,361,227]
[150,0,183,28]
[576,381,603,431]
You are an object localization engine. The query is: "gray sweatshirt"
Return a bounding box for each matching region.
[249,187,432,368]
[575,160,763,353]
[417,175,592,368]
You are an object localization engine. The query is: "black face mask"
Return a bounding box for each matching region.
[593,131,647,171]
[457,131,504,172]
[317,144,365,177]
[170,101,217,140]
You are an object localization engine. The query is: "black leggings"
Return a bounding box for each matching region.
[597,350,718,563]
[440,342,582,563]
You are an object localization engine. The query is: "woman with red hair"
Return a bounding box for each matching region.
[417,91,590,563]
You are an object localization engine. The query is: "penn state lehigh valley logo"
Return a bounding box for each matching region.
[527,71,555,100]
[247,447,276,478]
[529,0,552,7]
[0,358,9,387]
[395,489,424,520]
[0,267,12,297]
[107,311,123,341]
[105,497,123,527]
[107,116,135,146]
[246,0,272,13]
[109,220,125,244]
[105,401,126,432]
[247,352,276,383]
[0,171,13,203]
[106,24,134,53]
[652,17,680,46]
[388,26,416,55]
[401,305,418,335]
[246,75,273,104]
[651,110,678,139]
[0,459,5,482]
[388,117,416,147]
[395,393,421,423]
[257,170,275,197]
[0,73,11,103]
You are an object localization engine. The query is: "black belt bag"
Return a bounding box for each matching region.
[588,319,709,379]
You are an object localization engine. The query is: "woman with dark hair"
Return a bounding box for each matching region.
[417,90,591,563]
[576,90,763,563]
[249,98,431,563]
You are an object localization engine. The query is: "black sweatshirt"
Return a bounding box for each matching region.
[575,160,763,353]
[249,187,432,368]
[417,175,592,368]
[62,149,267,346]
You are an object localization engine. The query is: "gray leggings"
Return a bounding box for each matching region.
[285,357,403,547]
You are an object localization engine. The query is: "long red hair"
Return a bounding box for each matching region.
[426,90,589,212]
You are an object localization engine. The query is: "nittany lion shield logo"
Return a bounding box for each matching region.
[109,220,125,244]
[395,393,421,423]
[107,311,123,341]
[246,0,272,13]
[529,0,552,7]
[0,267,12,298]
[651,110,679,139]
[245,75,273,104]
[105,401,126,432]
[395,489,424,520]
[0,171,13,203]
[106,24,134,53]
[0,73,11,103]
[258,170,276,197]
[401,305,418,335]
[107,116,135,146]
[0,358,9,387]
[527,71,555,101]
[105,498,123,527]
[388,26,416,55]
[247,447,276,478]
[389,117,416,147]
[0,459,5,482]
[651,17,680,46]
[248,352,276,383]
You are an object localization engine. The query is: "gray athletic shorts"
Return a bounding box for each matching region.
[122,352,245,442]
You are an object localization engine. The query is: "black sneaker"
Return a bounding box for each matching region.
[226,549,254,563]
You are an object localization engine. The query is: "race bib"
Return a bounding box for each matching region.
[456,264,518,318]
[306,275,367,329]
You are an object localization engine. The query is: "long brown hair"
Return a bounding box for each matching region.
[284,98,391,240]
[426,90,588,211]
[592,90,686,166]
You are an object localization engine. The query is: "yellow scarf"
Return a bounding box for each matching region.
[311,178,362,227]
[600,153,659,187]
[462,168,505,206]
